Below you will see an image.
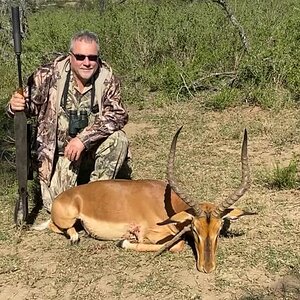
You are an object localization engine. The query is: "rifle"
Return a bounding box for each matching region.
[11,6,28,225]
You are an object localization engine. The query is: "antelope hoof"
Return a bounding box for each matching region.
[70,238,80,245]
[116,239,130,249]
[69,233,80,245]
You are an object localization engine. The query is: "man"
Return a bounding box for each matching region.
[7,30,131,212]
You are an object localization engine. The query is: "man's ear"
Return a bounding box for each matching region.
[157,211,194,225]
[220,208,257,220]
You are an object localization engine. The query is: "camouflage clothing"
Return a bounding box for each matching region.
[57,71,96,154]
[41,130,129,211]
[7,56,130,210]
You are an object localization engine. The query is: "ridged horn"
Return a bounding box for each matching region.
[212,129,250,218]
[167,126,202,216]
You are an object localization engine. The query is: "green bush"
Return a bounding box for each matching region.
[261,159,299,190]
[236,0,300,101]
[243,84,292,110]
[205,87,241,111]
[1,0,300,121]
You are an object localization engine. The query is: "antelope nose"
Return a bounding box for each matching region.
[197,264,215,273]
[203,263,215,273]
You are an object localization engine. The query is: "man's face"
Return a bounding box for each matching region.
[69,39,99,85]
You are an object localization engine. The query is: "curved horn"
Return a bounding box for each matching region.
[167,126,202,216]
[212,129,250,218]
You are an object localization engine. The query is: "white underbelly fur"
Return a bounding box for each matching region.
[79,214,141,241]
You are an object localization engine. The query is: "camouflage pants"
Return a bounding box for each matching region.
[40,130,131,212]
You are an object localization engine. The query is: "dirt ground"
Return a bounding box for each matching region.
[0,100,299,299]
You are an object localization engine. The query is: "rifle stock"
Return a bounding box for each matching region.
[11,6,28,225]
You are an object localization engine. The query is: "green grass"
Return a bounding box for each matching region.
[1,0,300,111]
[259,159,299,190]
[1,102,300,299]
[1,1,300,298]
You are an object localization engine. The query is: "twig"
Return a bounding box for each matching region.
[191,70,236,90]
[153,224,191,258]
[4,155,16,168]
[194,71,236,84]
[177,73,194,100]
[3,136,15,144]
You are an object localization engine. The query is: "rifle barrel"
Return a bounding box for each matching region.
[11,6,23,88]
[11,7,22,54]
[11,6,28,225]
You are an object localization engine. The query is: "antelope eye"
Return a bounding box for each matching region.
[191,225,200,239]
[191,224,197,233]
[193,232,200,243]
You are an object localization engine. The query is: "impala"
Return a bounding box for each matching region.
[33,127,255,273]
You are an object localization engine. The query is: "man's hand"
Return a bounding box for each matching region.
[64,137,85,161]
[10,91,26,112]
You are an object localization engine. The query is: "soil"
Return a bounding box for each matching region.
[0,101,299,300]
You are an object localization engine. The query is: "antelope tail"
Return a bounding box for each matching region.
[31,219,51,231]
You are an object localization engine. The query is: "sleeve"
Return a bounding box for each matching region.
[77,74,128,150]
[6,63,54,118]
[26,64,54,116]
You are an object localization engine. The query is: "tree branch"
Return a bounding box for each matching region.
[211,0,250,52]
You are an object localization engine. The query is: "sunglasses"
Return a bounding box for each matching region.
[70,51,99,62]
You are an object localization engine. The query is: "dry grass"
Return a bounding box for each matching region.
[0,99,300,299]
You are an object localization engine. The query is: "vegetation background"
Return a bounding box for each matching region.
[0,0,299,299]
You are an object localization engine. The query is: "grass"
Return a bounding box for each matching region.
[0,100,300,299]
[1,0,300,111]
[258,159,300,190]
[0,2,300,298]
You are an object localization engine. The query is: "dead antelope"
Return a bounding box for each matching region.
[33,127,255,273]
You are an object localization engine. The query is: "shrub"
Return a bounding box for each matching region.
[1,0,300,114]
[205,87,241,111]
[261,159,299,190]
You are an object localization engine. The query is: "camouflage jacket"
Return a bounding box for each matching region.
[8,56,128,185]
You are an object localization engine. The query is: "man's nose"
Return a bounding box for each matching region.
[83,57,91,64]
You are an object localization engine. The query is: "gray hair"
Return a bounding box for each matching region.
[69,31,100,53]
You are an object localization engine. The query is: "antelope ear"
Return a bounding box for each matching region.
[157,211,194,225]
[221,208,257,220]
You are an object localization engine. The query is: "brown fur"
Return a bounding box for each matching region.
[50,179,189,246]
[35,128,254,273]
[42,178,254,273]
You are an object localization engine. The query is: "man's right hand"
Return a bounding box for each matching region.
[10,91,26,112]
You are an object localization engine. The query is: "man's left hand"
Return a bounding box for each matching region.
[64,137,85,161]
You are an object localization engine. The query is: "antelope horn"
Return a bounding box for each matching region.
[212,129,250,218]
[153,224,191,258]
[167,126,202,216]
